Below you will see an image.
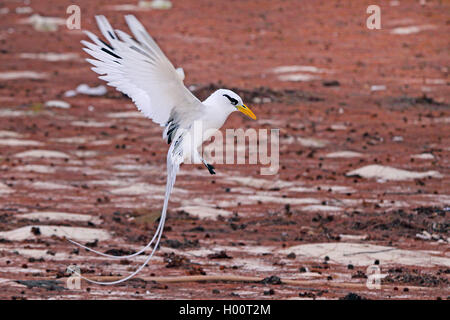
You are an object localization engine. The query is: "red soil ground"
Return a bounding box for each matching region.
[0,0,448,299]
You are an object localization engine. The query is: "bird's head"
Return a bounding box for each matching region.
[205,89,257,120]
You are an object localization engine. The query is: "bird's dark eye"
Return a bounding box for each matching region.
[223,94,238,106]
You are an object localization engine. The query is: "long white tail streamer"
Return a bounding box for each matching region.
[66,234,159,259]
[72,144,182,285]
[66,215,161,259]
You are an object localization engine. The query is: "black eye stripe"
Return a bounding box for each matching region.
[223,94,238,105]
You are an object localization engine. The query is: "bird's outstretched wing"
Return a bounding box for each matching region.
[82,15,204,130]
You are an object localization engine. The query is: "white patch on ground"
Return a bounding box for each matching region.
[181,196,233,208]
[108,0,173,11]
[339,234,368,241]
[288,185,354,194]
[176,206,233,220]
[16,211,102,224]
[272,65,328,74]
[248,195,321,205]
[107,111,144,118]
[411,117,450,126]
[233,258,279,272]
[225,176,295,190]
[330,124,348,131]
[0,131,21,138]
[0,225,111,241]
[29,181,74,190]
[411,153,434,160]
[88,140,112,146]
[14,165,56,174]
[370,85,386,92]
[279,243,450,267]
[112,164,158,172]
[351,199,411,209]
[110,183,164,196]
[420,194,450,206]
[321,185,355,193]
[390,25,436,35]
[278,74,318,82]
[298,137,328,148]
[14,150,69,158]
[2,248,67,260]
[108,4,143,11]
[73,150,98,158]
[325,151,363,158]
[280,136,296,145]
[66,84,107,97]
[180,197,221,207]
[172,34,213,44]
[301,205,342,212]
[200,193,322,208]
[1,267,43,274]
[0,279,17,286]
[143,0,173,10]
[333,199,360,207]
[416,231,434,241]
[0,139,42,146]
[272,65,330,82]
[53,136,90,144]
[76,84,107,96]
[289,272,323,279]
[20,14,66,32]
[346,165,442,181]
[44,100,70,109]
[230,290,257,298]
[0,71,47,80]
[89,180,130,187]
[223,245,276,255]
[286,186,317,193]
[15,7,33,14]
[229,187,257,194]
[63,167,109,176]
[425,78,446,85]
[19,52,79,62]
[258,119,287,127]
[71,120,112,127]
[252,96,272,104]
[0,183,13,195]
[0,110,29,117]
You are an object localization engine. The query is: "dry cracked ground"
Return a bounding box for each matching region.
[0,0,449,300]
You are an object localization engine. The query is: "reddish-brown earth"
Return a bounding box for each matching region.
[0,0,448,300]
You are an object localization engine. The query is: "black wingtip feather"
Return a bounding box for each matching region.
[101,47,122,60]
[107,31,116,40]
[100,39,114,51]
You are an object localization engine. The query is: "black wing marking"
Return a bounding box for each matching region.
[164,118,179,144]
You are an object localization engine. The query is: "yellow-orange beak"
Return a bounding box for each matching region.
[237,104,256,120]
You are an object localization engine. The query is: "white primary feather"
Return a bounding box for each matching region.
[82,15,204,128]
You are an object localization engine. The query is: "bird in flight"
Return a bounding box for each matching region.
[67,15,256,285]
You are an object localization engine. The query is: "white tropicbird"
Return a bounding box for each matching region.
[68,15,256,285]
